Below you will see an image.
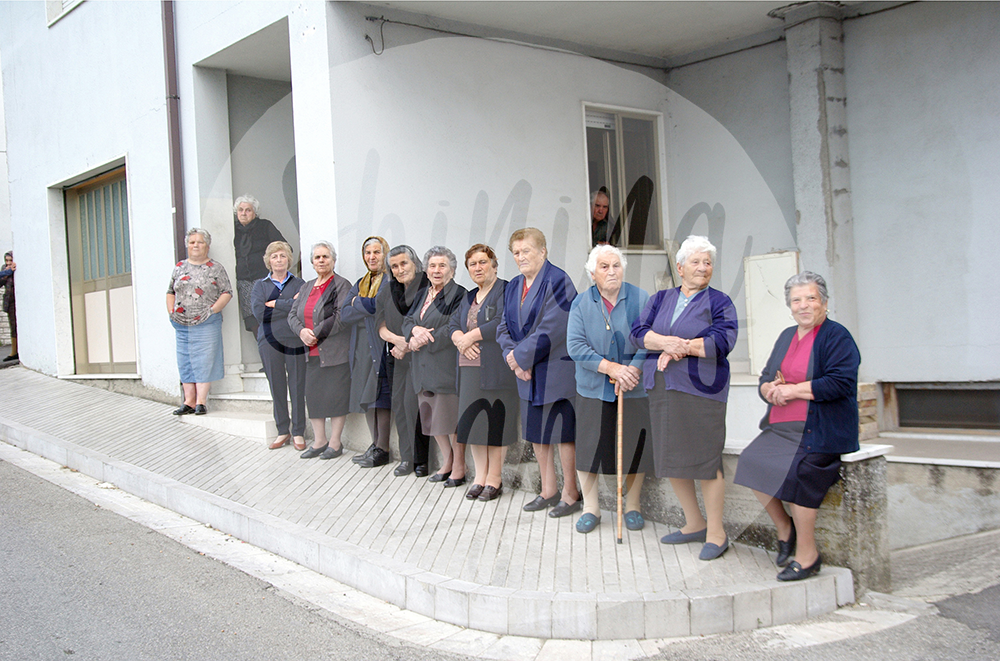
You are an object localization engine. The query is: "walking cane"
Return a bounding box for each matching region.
[612,377,624,544]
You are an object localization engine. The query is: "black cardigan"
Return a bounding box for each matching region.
[448,279,517,391]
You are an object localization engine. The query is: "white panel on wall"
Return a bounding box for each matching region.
[84,290,110,364]
[744,251,798,375]
[109,285,136,363]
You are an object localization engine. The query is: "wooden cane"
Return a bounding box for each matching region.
[613,378,624,544]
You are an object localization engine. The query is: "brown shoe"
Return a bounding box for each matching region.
[268,435,291,450]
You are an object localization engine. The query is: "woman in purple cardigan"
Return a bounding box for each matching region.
[631,235,738,561]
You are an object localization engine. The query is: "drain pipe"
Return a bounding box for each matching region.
[161,0,186,261]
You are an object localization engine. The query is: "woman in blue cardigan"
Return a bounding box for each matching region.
[734,271,861,581]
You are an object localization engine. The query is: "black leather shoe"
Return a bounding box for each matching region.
[776,524,797,567]
[394,462,414,476]
[465,484,485,499]
[478,484,503,501]
[172,405,196,416]
[548,500,583,518]
[414,463,429,477]
[444,476,466,488]
[300,444,328,459]
[353,444,377,464]
[428,471,451,483]
[194,404,208,415]
[358,447,390,468]
[777,555,822,581]
[523,494,560,512]
[319,446,343,460]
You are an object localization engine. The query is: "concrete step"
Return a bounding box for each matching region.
[179,410,276,444]
[240,371,272,394]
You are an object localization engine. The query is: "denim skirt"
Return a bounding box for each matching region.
[172,313,224,383]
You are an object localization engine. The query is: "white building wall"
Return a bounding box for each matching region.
[845,2,1000,383]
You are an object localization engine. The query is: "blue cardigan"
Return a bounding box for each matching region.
[567,283,649,402]
[758,319,861,455]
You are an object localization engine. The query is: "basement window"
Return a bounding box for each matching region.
[897,387,1000,430]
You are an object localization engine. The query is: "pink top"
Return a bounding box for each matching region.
[458,299,483,368]
[768,323,821,424]
[304,278,332,357]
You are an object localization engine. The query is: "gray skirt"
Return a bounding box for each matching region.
[457,366,518,447]
[575,395,653,475]
[647,379,726,480]
[305,357,350,418]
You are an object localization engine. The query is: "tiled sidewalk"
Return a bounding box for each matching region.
[0,367,852,640]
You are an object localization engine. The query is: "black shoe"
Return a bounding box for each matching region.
[394,462,414,476]
[465,484,485,499]
[428,471,450,483]
[776,524,797,567]
[3,354,17,362]
[172,404,196,416]
[300,444,328,459]
[443,476,466,488]
[353,444,377,464]
[194,404,208,415]
[548,500,583,518]
[523,494,560,512]
[319,446,343,460]
[358,447,390,468]
[777,555,822,581]
[478,484,503,501]
[414,463,429,477]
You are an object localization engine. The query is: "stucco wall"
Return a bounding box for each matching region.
[844,2,1000,383]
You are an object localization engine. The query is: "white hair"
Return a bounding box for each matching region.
[584,244,627,276]
[423,246,457,273]
[185,227,212,246]
[675,235,716,268]
[233,195,260,214]
[785,271,829,306]
[311,241,337,262]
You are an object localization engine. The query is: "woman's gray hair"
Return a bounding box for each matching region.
[185,227,212,247]
[590,189,610,206]
[389,245,422,271]
[423,246,457,273]
[784,271,829,306]
[584,244,627,276]
[675,235,716,268]
[310,241,337,263]
[233,195,259,214]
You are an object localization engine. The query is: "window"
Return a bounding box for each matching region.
[46,0,84,26]
[585,107,663,249]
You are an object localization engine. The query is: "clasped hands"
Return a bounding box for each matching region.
[505,351,532,382]
[655,336,691,372]
[607,363,641,395]
[452,331,481,362]
[762,371,795,407]
[408,326,435,352]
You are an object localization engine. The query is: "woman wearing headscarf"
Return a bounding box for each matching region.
[343,236,393,468]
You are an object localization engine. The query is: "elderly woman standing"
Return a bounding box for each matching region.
[734,272,860,581]
[449,244,517,501]
[167,228,233,415]
[233,195,285,336]
[251,241,306,451]
[288,242,352,460]
[497,228,580,517]
[378,246,431,477]
[403,247,467,486]
[343,236,393,468]
[631,235,737,560]
[567,245,652,533]
[0,251,15,362]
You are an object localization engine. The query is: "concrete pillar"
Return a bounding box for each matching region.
[772,1,857,330]
[288,2,338,278]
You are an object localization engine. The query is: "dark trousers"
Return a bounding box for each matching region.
[258,339,306,436]
[390,359,429,465]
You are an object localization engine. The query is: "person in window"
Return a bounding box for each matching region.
[590,188,619,247]
[403,247,467,486]
[631,235,738,560]
[734,272,860,582]
[250,241,306,451]
[377,245,431,477]
[567,244,652,533]
[343,236,393,469]
[497,228,580,517]
[167,229,233,415]
[0,251,16,362]
[233,195,285,337]
[288,242,353,460]
[449,244,518,502]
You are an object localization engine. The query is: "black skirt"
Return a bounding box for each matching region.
[457,366,518,447]
[520,398,575,445]
[733,421,843,509]
[305,358,351,418]
[574,395,653,475]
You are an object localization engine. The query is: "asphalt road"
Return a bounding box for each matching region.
[0,459,467,661]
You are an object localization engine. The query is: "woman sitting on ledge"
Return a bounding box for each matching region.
[734,271,861,581]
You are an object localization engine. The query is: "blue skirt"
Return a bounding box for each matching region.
[172,313,224,383]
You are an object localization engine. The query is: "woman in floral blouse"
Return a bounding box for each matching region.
[166,228,233,415]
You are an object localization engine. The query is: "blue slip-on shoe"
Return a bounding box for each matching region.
[660,528,707,544]
[624,511,645,531]
[575,513,601,533]
[699,536,729,561]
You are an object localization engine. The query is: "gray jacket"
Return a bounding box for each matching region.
[288,273,352,368]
